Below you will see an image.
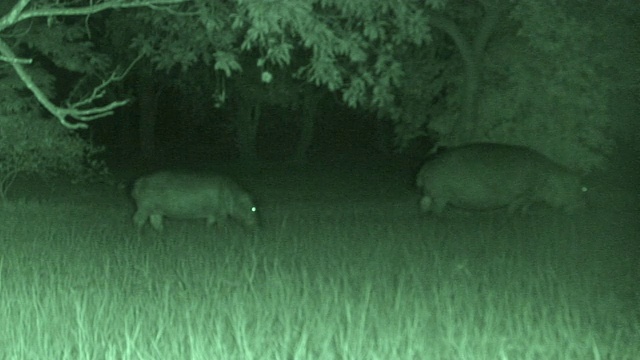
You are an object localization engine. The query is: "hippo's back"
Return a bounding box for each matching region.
[416,143,585,213]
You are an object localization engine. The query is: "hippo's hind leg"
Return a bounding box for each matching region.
[420,195,447,214]
[507,196,533,215]
[430,198,448,214]
[149,214,164,231]
[133,210,148,229]
[419,196,432,212]
[205,215,220,227]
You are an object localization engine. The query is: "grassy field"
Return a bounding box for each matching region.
[0,167,638,359]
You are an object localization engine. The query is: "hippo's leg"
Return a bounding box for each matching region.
[206,215,219,227]
[419,196,432,212]
[149,214,164,231]
[507,196,532,214]
[133,210,148,228]
[432,200,448,214]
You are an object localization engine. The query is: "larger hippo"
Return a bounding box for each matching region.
[416,143,587,214]
[132,171,257,231]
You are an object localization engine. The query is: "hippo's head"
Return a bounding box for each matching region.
[233,194,258,227]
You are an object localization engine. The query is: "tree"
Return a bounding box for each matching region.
[0,0,188,128]
[121,0,442,164]
[219,0,618,171]
[227,54,325,164]
[5,0,621,175]
[379,0,621,171]
[101,0,238,162]
[0,85,105,200]
[0,0,189,199]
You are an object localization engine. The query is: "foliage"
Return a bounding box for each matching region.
[120,0,239,73]
[379,33,459,152]
[122,0,442,105]
[14,19,112,75]
[0,1,167,129]
[0,66,108,201]
[473,0,613,171]
[384,1,618,172]
[109,0,444,161]
[104,0,243,114]
[12,0,622,173]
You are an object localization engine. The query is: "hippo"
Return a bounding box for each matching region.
[416,143,587,214]
[132,171,257,231]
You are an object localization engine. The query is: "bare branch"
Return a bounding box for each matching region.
[0,37,136,129]
[19,0,190,21]
[0,1,184,129]
[0,0,191,32]
[0,54,32,64]
[0,0,31,32]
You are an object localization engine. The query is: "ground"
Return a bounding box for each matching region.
[1,158,638,358]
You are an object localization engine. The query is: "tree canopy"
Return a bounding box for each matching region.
[1,0,636,171]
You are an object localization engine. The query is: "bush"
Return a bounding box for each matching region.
[0,113,108,201]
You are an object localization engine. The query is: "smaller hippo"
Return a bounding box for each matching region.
[416,143,587,214]
[132,171,257,231]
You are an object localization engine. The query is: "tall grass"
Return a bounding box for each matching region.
[0,199,637,359]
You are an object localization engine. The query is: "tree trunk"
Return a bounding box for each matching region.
[373,116,394,154]
[291,89,322,163]
[235,102,260,165]
[114,110,137,160]
[136,70,159,162]
[429,4,505,140]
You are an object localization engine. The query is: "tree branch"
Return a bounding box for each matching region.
[1,0,190,32]
[0,0,191,129]
[24,0,189,20]
[0,0,30,32]
[0,37,138,129]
